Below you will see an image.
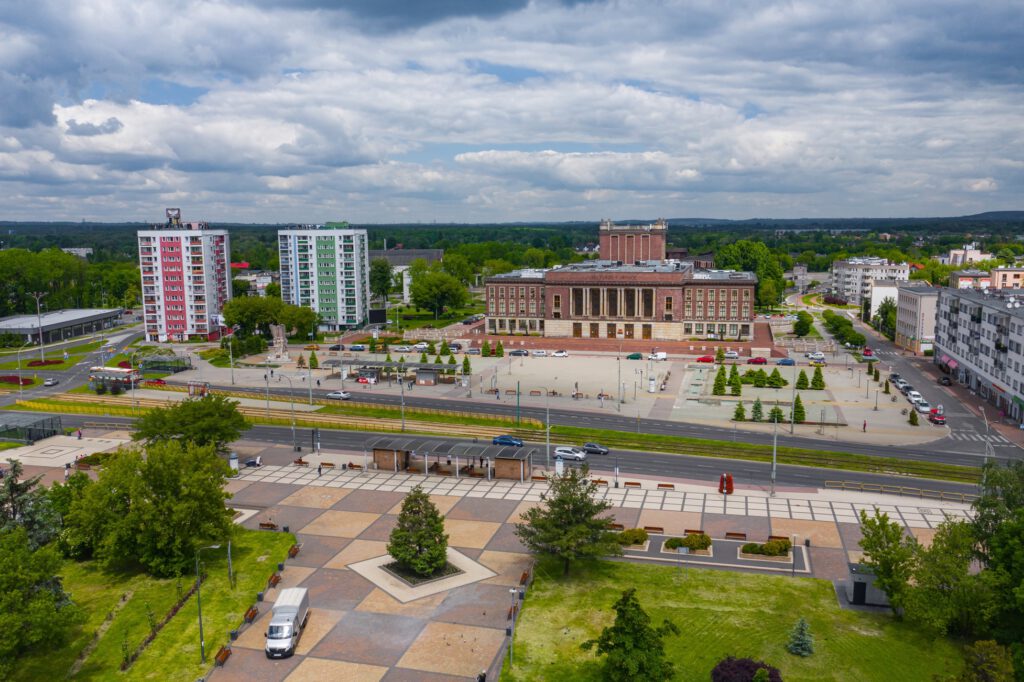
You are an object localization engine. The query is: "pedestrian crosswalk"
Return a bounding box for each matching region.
[949,432,1012,444]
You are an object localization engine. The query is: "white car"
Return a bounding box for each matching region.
[326,391,351,400]
[724,350,739,360]
[915,400,931,413]
[531,349,547,357]
[552,350,568,357]
[413,342,429,351]
[554,446,587,461]
[393,345,411,352]
[43,378,58,387]
[907,390,923,404]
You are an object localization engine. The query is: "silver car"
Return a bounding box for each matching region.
[554,446,587,461]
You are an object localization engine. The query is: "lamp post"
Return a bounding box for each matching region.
[264,357,271,417]
[307,362,313,405]
[791,534,797,577]
[790,364,797,434]
[227,327,236,385]
[195,543,221,664]
[770,416,778,497]
[508,587,517,666]
[15,340,31,395]
[131,349,141,414]
[541,386,551,468]
[281,376,298,451]
[400,375,406,432]
[616,354,622,412]
[31,291,46,361]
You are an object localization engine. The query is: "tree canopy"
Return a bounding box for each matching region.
[133,395,249,454]
[369,257,394,302]
[581,588,680,681]
[387,486,448,577]
[0,458,60,550]
[409,270,469,319]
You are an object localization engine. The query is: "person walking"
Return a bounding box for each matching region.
[317,463,322,477]
[862,420,867,432]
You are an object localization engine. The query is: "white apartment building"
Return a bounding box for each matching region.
[895,285,937,355]
[830,257,910,306]
[278,225,370,332]
[934,288,1024,424]
[939,242,993,266]
[990,267,1024,289]
[138,209,231,343]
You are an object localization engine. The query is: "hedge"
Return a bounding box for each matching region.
[616,528,649,546]
[664,533,712,551]
[741,539,791,556]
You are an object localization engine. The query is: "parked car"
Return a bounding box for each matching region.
[413,342,429,351]
[449,343,463,352]
[552,350,568,357]
[492,435,523,447]
[626,352,643,360]
[889,373,902,383]
[724,350,740,360]
[747,357,767,365]
[582,442,609,455]
[862,347,874,357]
[776,358,796,366]
[554,446,587,461]
[304,344,320,351]
[509,349,529,357]
[649,351,668,361]
[915,400,931,413]
[938,376,952,386]
[462,317,477,325]
[43,378,58,386]
[265,588,310,659]
[809,360,827,367]
[807,351,825,361]
[696,355,715,363]
[349,344,366,351]
[144,378,166,386]
[326,391,351,400]
[894,378,909,391]
[393,345,411,352]
[466,348,481,355]
[531,349,547,357]
[328,344,343,351]
[907,390,923,404]
[929,413,947,425]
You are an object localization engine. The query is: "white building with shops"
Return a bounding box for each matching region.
[830,257,909,306]
[895,285,937,355]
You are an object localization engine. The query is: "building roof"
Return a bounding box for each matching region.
[0,308,122,332]
[952,269,989,277]
[941,287,1024,318]
[487,261,756,283]
[365,435,539,461]
[486,268,548,280]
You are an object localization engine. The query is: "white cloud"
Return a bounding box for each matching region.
[966,178,999,192]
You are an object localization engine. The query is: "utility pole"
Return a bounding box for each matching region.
[770,417,778,497]
[31,292,46,361]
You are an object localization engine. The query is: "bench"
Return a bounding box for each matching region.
[508,603,518,620]
[214,646,231,667]
[529,390,542,396]
[725,532,748,541]
[268,573,281,588]
[531,475,547,482]
[293,459,309,467]
[656,483,675,490]
[610,523,625,531]
[684,529,704,536]
[258,522,279,531]
[643,526,665,534]
[76,462,92,471]
[288,544,301,558]
[623,481,642,488]
[593,479,608,486]
[347,463,363,470]
[504,389,517,395]
[767,535,790,543]
[519,571,530,586]
[244,605,259,624]
[320,462,335,469]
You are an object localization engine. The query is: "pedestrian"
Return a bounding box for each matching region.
[863,420,867,432]
[316,379,321,387]
[77,428,82,440]
[270,369,274,377]
[496,390,500,401]
[64,467,69,482]
[264,373,267,381]
[317,463,322,477]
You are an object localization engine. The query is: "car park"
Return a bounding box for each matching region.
[349,344,366,351]
[929,412,947,425]
[466,348,481,355]
[326,391,351,400]
[626,352,643,360]
[939,376,952,386]
[723,350,739,360]
[915,400,931,413]
[554,446,587,461]
[581,442,609,455]
[531,349,547,357]
[43,378,58,386]
[696,355,715,363]
[746,357,767,365]
[492,435,523,447]
[509,349,529,356]
[552,350,568,357]
[776,358,795,366]
[329,344,343,351]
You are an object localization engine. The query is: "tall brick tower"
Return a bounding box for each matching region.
[598,218,667,263]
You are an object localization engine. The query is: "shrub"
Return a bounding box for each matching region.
[786,617,814,657]
[768,406,785,423]
[733,402,746,421]
[616,528,649,546]
[811,366,826,390]
[679,533,712,551]
[27,359,62,367]
[110,383,123,396]
[95,382,107,395]
[742,539,791,556]
[711,656,783,682]
[751,398,763,422]
[909,409,919,426]
[795,370,809,389]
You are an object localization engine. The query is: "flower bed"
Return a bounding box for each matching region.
[27,359,62,367]
[0,375,32,385]
[739,538,792,562]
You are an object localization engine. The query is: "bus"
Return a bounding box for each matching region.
[88,366,140,391]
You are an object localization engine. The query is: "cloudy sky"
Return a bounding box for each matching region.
[1,0,1021,223]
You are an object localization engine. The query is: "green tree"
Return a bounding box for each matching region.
[369,337,378,353]
[264,281,280,298]
[728,364,739,383]
[132,395,250,454]
[909,409,919,425]
[873,297,898,339]
[793,311,813,337]
[858,508,917,613]
[369,257,394,302]
[733,402,746,421]
[232,278,251,298]
[515,466,620,576]
[447,354,457,375]
[715,346,725,363]
[0,459,60,549]
[792,394,806,423]
[796,369,809,390]
[971,461,1024,642]
[427,340,437,354]
[481,339,491,357]
[419,351,428,364]
[753,669,770,682]
[0,527,81,677]
[873,366,881,382]
[730,372,742,396]
[581,588,680,681]
[410,270,468,319]
[884,379,891,394]
[296,354,306,369]
[221,294,284,337]
[713,365,727,396]
[439,339,450,356]
[387,486,448,577]
[495,340,505,357]
[462,356,472,375]
[786,617,814,657]
[441,253,474,284]
[768,405,785,423]
[433,354,442,366]
[752,397,764,422]
[308,350,319,369]
[758,279,779,308]
[811,366,826,389]
[279,303,318,338]
[66,441,234,576]
[767,368,786,388]
[955,640,1016,682]
[753,368,768,388]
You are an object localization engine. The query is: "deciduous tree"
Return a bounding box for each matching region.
[581,588,680,681]
[858,508,917,613]
[370,257,394,302]
[133,395,249,454]
[0,458,60,549]
[410,270,468,319]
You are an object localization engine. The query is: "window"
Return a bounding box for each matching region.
[684,323,692,334]
[553,294,561,309]
[607,323,616,338]
[695,323,704,334]
[642,289,654,317]
[572,288,584,316]
[625,289,636,316]
[665,296,673,312]
[572,322,582,338]
[642,324,652,340]
[696,289,704,301]
[731,289,739,299]
[708,289,715,301]
[590,323,599,338]
[608,289,619,316]
[590,288,602,316]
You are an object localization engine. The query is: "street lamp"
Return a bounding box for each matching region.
[264,357,271,417]
[281,376,298,451]
[540,386,552,468]
[770,416,778,497]
[15,340,31,395]
[508,587,517,666]
[195,544,221,664]
[130,349,142,414]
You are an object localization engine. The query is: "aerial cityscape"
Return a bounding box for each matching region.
[1,1,1022,681]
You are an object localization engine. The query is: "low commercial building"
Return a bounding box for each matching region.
[939,242,992,266]
[829,257,909,306]
[949,269,991,289]
[934,288,1024,424]
[0,308,122,344]
[895,285,938,354]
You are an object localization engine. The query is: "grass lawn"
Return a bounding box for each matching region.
[13,528,294,682]
[505,559,963,682]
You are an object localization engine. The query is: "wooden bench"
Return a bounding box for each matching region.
[288,544,301,558]
[508,603,518,620]
[320,462,335,469]
[347,463,363,470]
[258,522,279,531]
[531,475,547,482]
[519,571,530,586]
[529,390,542,396]
[76,462,92,471]
[684,529,704,536]
[623,481,642,488]
[293,459,308,467]
[768,535,790,543]
[504,389,517,395]
[725,532,748,541]
[244,605,259,624]
[610,523,625,531]
[593,479,608,486]
[643,526,665,534]
[214,645,231,667]
[656,483,675,490]
[268,573,281,588]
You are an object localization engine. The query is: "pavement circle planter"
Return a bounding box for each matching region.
[737,549,793,563]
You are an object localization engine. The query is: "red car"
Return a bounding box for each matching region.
[144,378,166,386]
[928,413,947,425]
[696,355,715,363]
[862,347,874,357]
[746,357,768,365]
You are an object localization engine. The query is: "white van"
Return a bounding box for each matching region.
[648,352,668,361]
[265,588,310,658]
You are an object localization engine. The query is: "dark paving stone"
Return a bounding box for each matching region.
[836,522,864,552]
[288,535,352,569]
[446,498,521,523]
[299,567,375,611]
[332,489,406,513]
[482,523,527,553]
[433,582,515,629]
[358,514,399,542]
[228,481,301,507]
[383,668,471,682]
[809,547,850,580]
[602,506,640,528]
[207,645,302,681]
[242,504,325,533]
[310,611,426,666]
[459,548,483,561]
[703,513,770,540]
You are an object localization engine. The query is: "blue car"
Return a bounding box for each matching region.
[492,435,524,447]
[776,358,796,366]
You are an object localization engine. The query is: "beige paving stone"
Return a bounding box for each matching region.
[299,510,381,538]
[285,658,387,681]
[232,609,272,650]
[637,510,703,536]
[396,622,506,678]
[280,486,352,509]
[355,587,449,618]
[478,550,534,586]
[770,518,843,548]
[445,518,501,549]
[264,566,316,593]
[294,608,345,656]
[506,500,543,523]
[224,479,252,494]
[847,549,865,563]
[324,539,389,569]
[910,527,938,547]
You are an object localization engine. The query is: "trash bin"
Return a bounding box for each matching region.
[256,591,264,602]
[282,525,290,533]
[804,538,811,548]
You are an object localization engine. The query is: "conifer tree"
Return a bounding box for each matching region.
[791,394,806,423]
[730,372,742,396]
[811,366,826,390]
[713,365,727,396]
[752,397,763,422]
[481,340,491,357]
[768,404,785,423]
[786,617,815,657]
[495,340,505,357]
[308,350,319,369]
[581,588,680,681]
[796,370,809,390]
[715,346,725,363]
[388,485,448,577]
[733,402,746,421]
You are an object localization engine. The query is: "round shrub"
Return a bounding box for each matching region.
[682,532,712,551]
[616,528,649,546]
[664,536,684,550]
[710,656,783,682]
[741,542,764,555]
[762,539,792,556]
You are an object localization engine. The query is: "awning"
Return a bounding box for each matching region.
[940,355,951,364]
[1013,396,1024,409]
[947,359,958,370]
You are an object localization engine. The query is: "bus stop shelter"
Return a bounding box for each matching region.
[366,436,538,481]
